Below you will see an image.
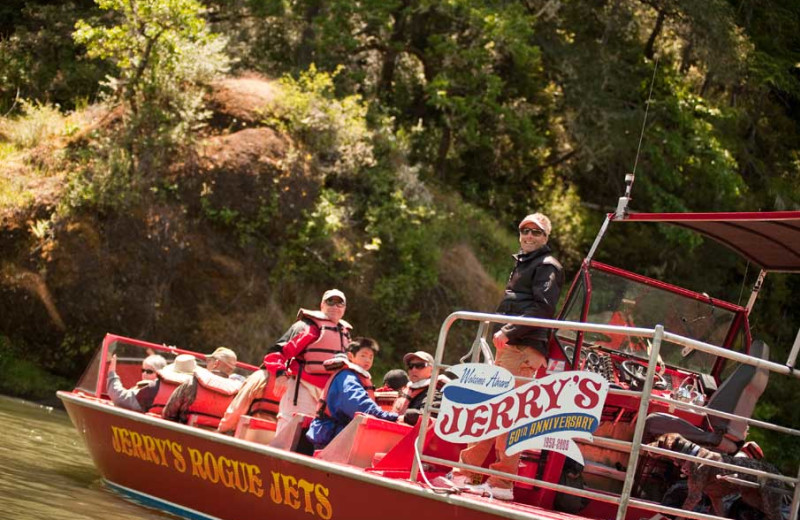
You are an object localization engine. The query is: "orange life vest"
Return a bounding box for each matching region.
[148,370,193,415]
[296,309,352,375]
[392,375,450,414]
[185,368,243,429]
[316,360,375,419]
[247,370,282,418]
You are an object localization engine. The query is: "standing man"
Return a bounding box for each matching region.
[274,289,352,434]
[451,212,564,501]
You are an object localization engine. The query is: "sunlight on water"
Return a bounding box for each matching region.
[0,395,174,520]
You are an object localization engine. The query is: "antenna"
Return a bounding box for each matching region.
[615,57,660,219]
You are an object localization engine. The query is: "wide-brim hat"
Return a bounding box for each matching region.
[403,351,434,365]
[160,354,197,382]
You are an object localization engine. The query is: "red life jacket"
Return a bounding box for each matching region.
[148,370,194,415]
[185,368,243,429]
[247,370,282,418]
[392,375,450,414]
[316,360,375,419]
[296,309,352,375]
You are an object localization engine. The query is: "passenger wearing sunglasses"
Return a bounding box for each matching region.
[449,212,564,501]
[272,289,353,438]
[106,353,167,411]
[391,351,450,420]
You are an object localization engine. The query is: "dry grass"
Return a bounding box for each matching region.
[0,101,99,213]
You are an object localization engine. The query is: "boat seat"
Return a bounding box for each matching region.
[235,415,278,444]
[269,413,314,452]
[369,417,465,476]
[643,340,770,453]
[314,413,412,468]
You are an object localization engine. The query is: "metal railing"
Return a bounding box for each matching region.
[411,312,800,520]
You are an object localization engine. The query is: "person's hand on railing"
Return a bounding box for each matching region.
[493,330,509,349]
[108,353,117,374]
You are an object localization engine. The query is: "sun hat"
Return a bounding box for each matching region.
[518,213,552,236]
[402,351,434,366]
[160,354,197,382]
[321,289,346,304]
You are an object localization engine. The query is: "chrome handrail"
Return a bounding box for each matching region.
[412,311,800,520]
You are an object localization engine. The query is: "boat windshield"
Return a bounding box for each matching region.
[74,335,256,397]
[558,265,740,375]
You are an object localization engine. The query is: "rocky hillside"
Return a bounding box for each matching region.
[0,74,507,393]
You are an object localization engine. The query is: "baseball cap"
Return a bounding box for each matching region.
[402,351,434,365]
[321,289,346,304]
[518,213,552,236]
[208,347,237,366]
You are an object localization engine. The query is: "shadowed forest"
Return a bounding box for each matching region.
[0,0,798,466]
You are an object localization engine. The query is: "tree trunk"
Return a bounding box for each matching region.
[296,0,323,69]
[644,9,665,59]
[378,2,410,101]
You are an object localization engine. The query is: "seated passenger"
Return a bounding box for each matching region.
[392,351,449,416]
[147,354,197,415]
[306,338,399,450]
[378,369,409,392]
[106,353,166,411]
[162,348,243,425]
[218,352,287,434]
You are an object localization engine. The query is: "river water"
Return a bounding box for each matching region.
[0,395,173,520]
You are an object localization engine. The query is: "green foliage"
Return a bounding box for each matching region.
[0,2,109,113]
[270,188,356,284]
[0,336,73,399]
[73,0,230,173]
[268,65,375,178]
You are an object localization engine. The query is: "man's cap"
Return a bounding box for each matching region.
[322,289,347,304]
[208,346,237,365]
[518,213,552,236]
[403,351,434,365]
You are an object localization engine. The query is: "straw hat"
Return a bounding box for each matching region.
[160,354,197,383]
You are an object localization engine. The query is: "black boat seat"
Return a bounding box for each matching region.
[644,340,770,453]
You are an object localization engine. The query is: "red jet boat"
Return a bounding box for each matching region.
[59,204,800,520]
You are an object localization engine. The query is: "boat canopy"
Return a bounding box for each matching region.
[613,211,800,273]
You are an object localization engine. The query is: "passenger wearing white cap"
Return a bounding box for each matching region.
[271,289,353,435]
[449,211,564,501]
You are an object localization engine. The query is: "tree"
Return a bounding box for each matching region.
[73,0,230,174]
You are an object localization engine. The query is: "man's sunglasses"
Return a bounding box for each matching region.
[324,298,346,307]
[519,228,545,237]
[406,362,428,370]
[142,368,155,375]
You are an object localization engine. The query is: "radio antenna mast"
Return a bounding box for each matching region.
[615,56,659,219]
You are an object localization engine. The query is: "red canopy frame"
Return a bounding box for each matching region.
[612,211,800,273]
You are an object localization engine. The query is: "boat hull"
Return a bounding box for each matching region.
[59,391,555,520]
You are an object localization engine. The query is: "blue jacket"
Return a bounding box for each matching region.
[306,369,398,449]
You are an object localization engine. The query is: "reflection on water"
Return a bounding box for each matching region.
[0,395,174,520]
